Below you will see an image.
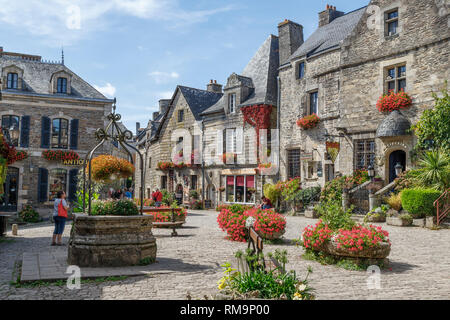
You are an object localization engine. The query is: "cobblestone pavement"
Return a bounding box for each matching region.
[1,210,449,300]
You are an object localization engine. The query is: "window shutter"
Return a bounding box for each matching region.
[37,168,48,202]
[41,116,51,148]
[68,169,79,202]
[20,115,30,148]
[70,119,79,150]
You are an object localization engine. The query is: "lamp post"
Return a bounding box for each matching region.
[367,164,375,182]
[9,126,19,145]
[394,162,403,178]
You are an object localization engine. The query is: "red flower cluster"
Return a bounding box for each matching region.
[217,207,286,242]
[302,220,333,249]
[13,150,28,162]
[145,205,188,222]
[335,225,390,252]
[134,198,155,207]
[42,150,80,161]
[376,90,412,113]
[157,161,174,170]
[296,114,320,130]
[301,221,390,252]
[258,162,272,169]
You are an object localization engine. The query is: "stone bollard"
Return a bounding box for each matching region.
[342,192,349,210]
[12,224,18,236]
[369,193,381,211]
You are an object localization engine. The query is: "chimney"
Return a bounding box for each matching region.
[159,99,171,114]
[277,19,304,66]
[319,4,344,27]
[152,111,160,121]
[136,122,140,134]
[207,79,222,93]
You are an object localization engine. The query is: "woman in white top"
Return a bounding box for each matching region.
[52,191,69,246]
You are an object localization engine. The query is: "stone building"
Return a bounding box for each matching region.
[0,47,113,215]
[278,0,449,187]
[135,35,280,207]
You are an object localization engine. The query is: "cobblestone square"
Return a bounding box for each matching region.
[1,210,449,300]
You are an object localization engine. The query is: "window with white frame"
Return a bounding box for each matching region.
[226,175,255,204]
[226,128,237,153]
[228,93,236,114]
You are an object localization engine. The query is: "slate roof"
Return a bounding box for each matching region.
[290,7,366,60]
[178,85,223,120]
[201,34,279,115]
[376,110,412,138]
[0,53,110,101]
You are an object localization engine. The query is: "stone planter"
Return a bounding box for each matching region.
[365,214,386,223]
[412,218,425,227]
[68,213,157,267]
[322,239,391,259]
[425,216,438,229]
[257,229,285,240]
[386,216,412,227]
[304,206,320,219]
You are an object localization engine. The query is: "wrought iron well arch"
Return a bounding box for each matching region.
[82,98,145,215]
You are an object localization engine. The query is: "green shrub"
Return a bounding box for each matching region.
[401,188,441,217]
[316,201,355,230]
[385,193,402,211]
[161,190,173,205]
[263,183,280,204]
[296,187,321,207]
[91,199,139,216]
[19,205,41,223]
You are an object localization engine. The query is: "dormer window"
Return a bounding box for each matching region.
[178,109,184,122]
[385,9,399,36]
[7,73,18,89]
[228,93,236,114]
[57,77,67,93]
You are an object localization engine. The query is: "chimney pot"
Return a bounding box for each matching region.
[319,5,344,27]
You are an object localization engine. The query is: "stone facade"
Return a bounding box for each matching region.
[0,48,113,215]
[279,0,449,187]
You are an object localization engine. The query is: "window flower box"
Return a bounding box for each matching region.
[376,90,412,113]
[42,149,80,162]
[296,114,320,130]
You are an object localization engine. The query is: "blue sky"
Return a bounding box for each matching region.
[0,0,368,132]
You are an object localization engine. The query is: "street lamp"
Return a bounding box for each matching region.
[9,126,19,144]
[395,162,403,177]
[367,165,375,181]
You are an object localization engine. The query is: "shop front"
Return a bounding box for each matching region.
[222,169,257,205]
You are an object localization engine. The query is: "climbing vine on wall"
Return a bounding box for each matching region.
[241,104,272,162]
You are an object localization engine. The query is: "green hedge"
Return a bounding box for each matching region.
[401,188,441,217]
[91,199,139,216]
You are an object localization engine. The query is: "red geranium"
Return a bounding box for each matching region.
[297,114,320,130]
[376,90,412,113]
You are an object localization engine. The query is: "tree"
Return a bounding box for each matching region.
[413,83,450,151]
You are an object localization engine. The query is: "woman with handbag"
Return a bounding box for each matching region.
[52,191,69,246]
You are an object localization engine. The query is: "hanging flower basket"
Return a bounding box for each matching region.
[87,155,134,182]
[376,90,412,112]
[326,142,340,164]
[42,150,80,162]
[297,114,320,130]
[219,186,225,192]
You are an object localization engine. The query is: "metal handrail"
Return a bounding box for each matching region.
[434,189,450,226]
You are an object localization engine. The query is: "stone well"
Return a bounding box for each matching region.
[68,213,157,267]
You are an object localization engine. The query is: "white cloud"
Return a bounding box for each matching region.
[157,91,174,99]
[0,0,234,45]
[149,71,180,84]
[94,83,116,98]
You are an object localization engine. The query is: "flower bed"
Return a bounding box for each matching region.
[376,90,412,112]
[217,206,286,242]
[87,155,134,182]
[296,114,320,130]
[42,150,80,162]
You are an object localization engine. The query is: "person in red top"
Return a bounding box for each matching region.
[152,189,163,207]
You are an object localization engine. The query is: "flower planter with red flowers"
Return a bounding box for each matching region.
[301,220,391,259]
[14,150,28,162]
[297,114,320,130]
[376,90,412,113]
[42,150,80,162]
[157,161,174,170]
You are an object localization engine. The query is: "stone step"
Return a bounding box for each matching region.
[351,214,366,223]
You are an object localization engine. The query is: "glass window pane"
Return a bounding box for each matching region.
[309,92,318,114]
[49,169,67,201]
[388,81,395,92]
[388,21,398,35]
[398,66,406,77]
[298,62,305,79]
[398,79,406,92]
[388,68,395,78]
[388,11,398,19]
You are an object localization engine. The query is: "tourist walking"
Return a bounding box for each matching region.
[52,191,69,246]
[124,188,132,199]
[153,189,163,207]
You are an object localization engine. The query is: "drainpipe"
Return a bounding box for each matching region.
[276,76,281,182]
[201,120,205,205]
